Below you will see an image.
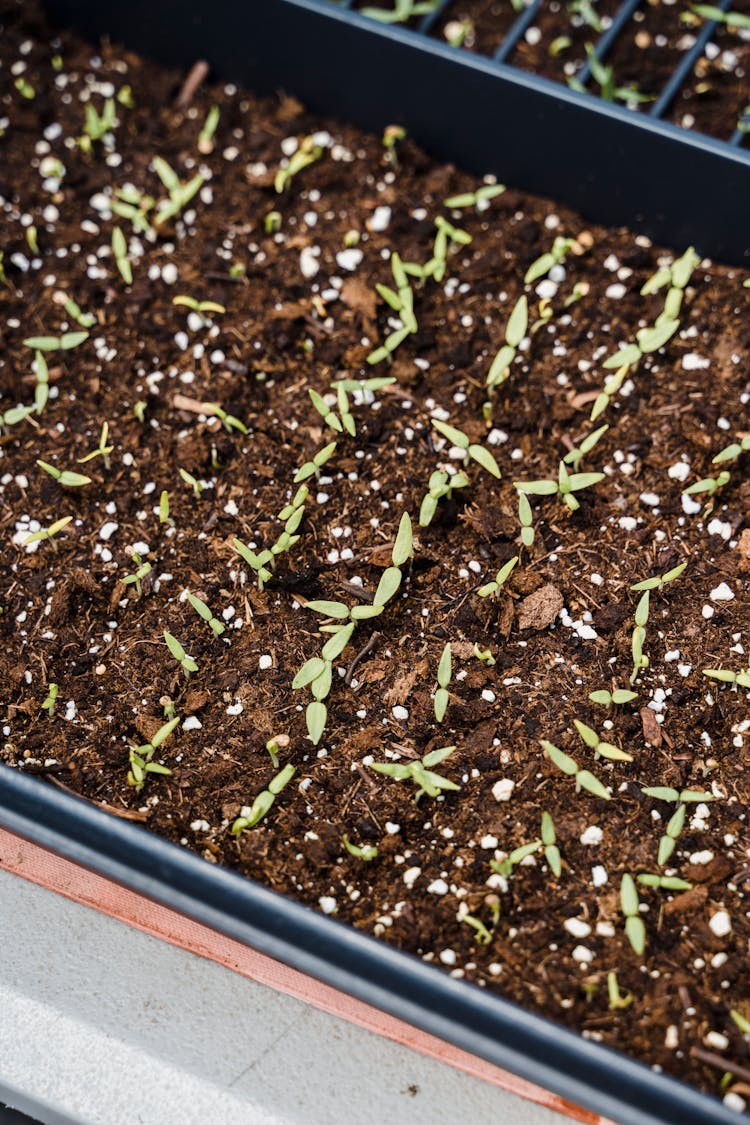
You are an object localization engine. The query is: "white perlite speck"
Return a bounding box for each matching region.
[592,865,608,887]
[572,946,594,963]
[491,778,514,802]
[403,866,421,888]
[580,826,603,846]
[98,521,119,541]
[564,918,592,939]
[710,583,734,602]
[705,1031,729,1052]
[258,654,273,671]
[709,910,732,937]
[369,205,391,232]
[392,705,409,721]
[336,248,363,271]
[319,897,337,915]
[427,878,449,895]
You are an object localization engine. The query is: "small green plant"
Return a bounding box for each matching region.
[588,687,638,708]
[274,135,324,194]
[541,740,611,800]
[541,811,562,877]
[490,839,542,879]
[111,184,155,234]
[418,469,469,527]
[164,631,198,677]
[478,556,518,599]
[1,404,34,430]
[620,874,646,955]
[309,386,354,436]
[197,105,220,154]
[424,215,472,282]
[152,156,206,228]
[121,551,152,597]
[234,484,310,591]
[59,296,96,328]
[434,643,452,723]
[691,4,750,28]
[178,467,203,498]
[78,421,113,468]
[570,45,653,105]
[563,423,608,472]
[642,786,714,863]
[683,435,749,499]
[22,516,72,550]
[33,351,49,414]
[637,873,692,891]
[514,461,604,513]
[487,296,527,390]
[112,227,132,284]
[23,331,89,352]
[569,0,603,30]
[524,236,575,285]
[264,210,282,234]
[127,717,179,792]
[703,655,750,691]
[371,745,459,800]
[14,77,35,99]
[41,682,58,717]
[294,440,337,483]
[368,251,418,363]
[133,400,147,423]
[431,419,501,478]
[607,972,633,1011]
[342,834,379,861]
[37,460,91,488]
[382,124,406,166]
[231,764,296,834]
[642,785,714,803]
[159,490,171,525]
[186,591,225,636]
[518,491,535,548]
[574,719,632,763]
[361,0,439,23]
[630,562,686,684]
[79,98,116,150]
[202,401,248,435]
[473,643,495,666]
[172,294,226,318]
[444,183,505,210]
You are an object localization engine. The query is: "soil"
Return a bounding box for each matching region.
[2,0,750,1109]
[433,0,750,144]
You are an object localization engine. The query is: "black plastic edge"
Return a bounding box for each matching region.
[0,767,738,1125]
[44,0,750,263]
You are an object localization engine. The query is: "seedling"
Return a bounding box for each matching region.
[111,184,155,234]
[541,811,562,877]
[127,717,179,792]
[79,98,116,149]
[152,156,206,227]
[197,105,220,154]
[0,404,34,430]
[473,644,495,666]
[573,719,631,764]
[361,0,439,23]
[607,972,633,1011]
[264,210,282,234]
[233,539,274,590]
[382,124,406,166]
[620,874,646,956]
[684,435,749,498]
[159,490,171,525]
[703,655,750,691]
[342,835,379,861]
[231,764,296,834]
[642,786,714,803]
[425,215,472,282]
[41,683,58,717]
[518,491,534,548]
[490,838,542,879]
[478,556,518,599]
[637,873,692,891]
[631,561,687,593]
[37,460,91,487]
[434,643,452,723]
[33,351,49,414]
[371,745,460,800]
[26,226,38,254]
[731,1010,750,1038]
[691,4,750,27]
[487,295,527,390]
[133,400,147,423]
[630,563,686,683]
[294,440,337,483]
[202,402,248,435]
[172,294,226,317]
[431,419,501,478]
[570,0,604,30]
[164,631,198,677]
[541,740,611,800]
[309,388,346,435]
[274,135,324,194]
[186,591,225,636]
[444,184,505,210]
[524,236,575,285]
[23,331,88,351]
[121,552,152,598]
[60,296,96,328]
[588,687,638,708]
[112,227,132,284]
[14,77,35,99]
[78,422,113,468]
[563,424,608,472]
[570,45,653,105]
[22,516,72,550]
[514,461,604,512]
[419,469,469,527]
[178,467,203,497]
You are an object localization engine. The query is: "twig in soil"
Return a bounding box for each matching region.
[44,775,150,821]
[344,631,381,685]
[175,60,209,109]
[690,1047,750,1085]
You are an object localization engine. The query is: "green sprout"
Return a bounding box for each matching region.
[178,467,203,498]
[541,740,611,800]
[607,972,634,1011]
[26,226,38,254]
[121,552,152,598]
[487,296,527,390]
[197,105,220,154]
[79,98,116,149]
[434,643,452,723]
[368,251,419,363]
[371,745,460,800]
[41,683,59,717]
[431,419,501,479]
[683,435,749,499]
[164,631,198,677]
[419,469,469,527]
[78,421,113,468]
[159,490,171,525]
[563,424,608,472]
[478,556,518,599]
[111,184,155,234]
[173,294,226,318]
[264,210,282,234]
[490,838,542,879]
[569,0,603,30]
[361,0,439,23]
[588,687,638,708]
[133,400,147,423]
[637,873,692,891]
[202,401,247,434]
[620,874,646,955]
[518,491,535,548]
[14,77,35,99]
[37,460,91,488]
[152,156,206,228]
[294,440,337,483]
[574,719,633,763]
[524,236,575,285]
[425,216,472,282]
[309,387,347,435]
[703,655,750,691]
[275,135,324,194]
[691,4,750,27]
[514,461,604,512]
[61,297,96,328]
[541,811,562,877]
[1,404,34,431]
[570,45,653,104]
[186,591,225,636]
[342,834,379,861]
[642,786,714,864]
[33,351,49,414]
[444,185,505,210]
[127,717,179,792]
[22,516,72,550]
[231,764,296,834]
[382,124,406,166]
[473,643,496,666]
[112,227,132,284]
[630,563,686,684]
[23,331,89,352]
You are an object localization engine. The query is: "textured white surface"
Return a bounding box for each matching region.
[0,868,567,1125]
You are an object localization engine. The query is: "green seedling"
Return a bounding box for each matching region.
[117,84,134,108]
[371,745,460,800]
[419,469,469,527]
[620,874,646,956]
[342,835,379,861]
[630,563,686,683]
[133,400,147,423]
[691,4,750,27]
[424,215,472,282]
[487,295,528,390]
[127,717,179,792]
[41,682,58,717]
[642,786,714,803]
[159,490,171,525]
[231,764,296,834]
[0,404,34,430]
[111,184,155,234]
[164,630,198,677]
[22,516,72,550]
[33,351,49,414]
[233,539,274,590]
[473,644,496,666]
[550,35,573,55]
[178,467,203,498]
[186,591,225,636]
[309,388,345,434]
[518,491,535,548]
[275,135,324,194]
[61,297,96,329]
[264,210,282,234]
[152,156,206,227]
[478,556,518,599]
[434,642,452,723]
[490,838,542,879]
[589,687,638,708]
[197,105,220,154]
[631,561,687,593]
[431,419,501,478]
[524,236,575,285]
[460,895,501,944]
[570,44,653,104]
[684,435,750,498]
[80,97,116,148]
[730,1010,750,1038]
[361,0,439,23]
[172,294,226,317]
[121,552,152,598]
[541,740,611,800]
[703,656,750,691]
[657,803,686,866]
[23,331,88,351]
[607,972,634,1011]
[444,184,505,210]
[37,460,91,487]
[78,421,113,468]
[514,461,604,512]
[382,124,406,166]
[14,77,35,99]
[541,811,562,877]
[294,440,337,483]
[112,227,132,284]
[569,0,603,30]
[26,226,38,254]
[637,873,692,891]
[563,424,608,472]
[203,402,248,434]
[574,719,633,763]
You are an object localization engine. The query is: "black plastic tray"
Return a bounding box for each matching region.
[2,3,744,1122]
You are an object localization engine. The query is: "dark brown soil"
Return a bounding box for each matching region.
[1,0,750,1110]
